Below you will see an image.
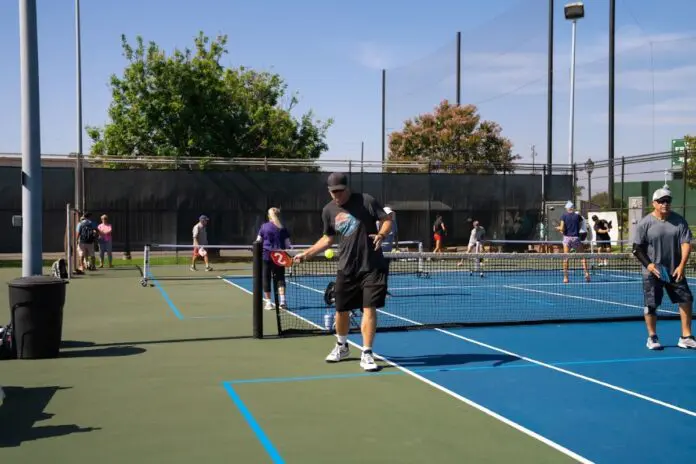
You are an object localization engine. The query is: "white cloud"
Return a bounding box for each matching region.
[592,97,696,127]
[353,42,394,70]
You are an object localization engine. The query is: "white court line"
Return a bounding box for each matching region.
[376,307,696,419]
[504,285,680,316]
[222,277,591,463]
[388,280,639,291]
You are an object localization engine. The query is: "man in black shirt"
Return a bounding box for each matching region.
[294,172,392,372]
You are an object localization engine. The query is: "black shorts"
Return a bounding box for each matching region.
[335,268,388,312]
[579,232,587,241]
[596,234,611,245]
[262,259,286,293]
[643,273,693,308]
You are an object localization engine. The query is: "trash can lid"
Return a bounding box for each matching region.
[8,275,67,288]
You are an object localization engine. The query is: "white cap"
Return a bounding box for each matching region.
[383,206,393,215]
[652,187,672,201]
[565,201,575,210]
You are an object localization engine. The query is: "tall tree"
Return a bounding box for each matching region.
[685,135,696,187]
[387,101,520,173]
[87,32,333,161]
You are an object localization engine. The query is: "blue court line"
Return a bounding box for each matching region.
[149,274,185,320]
[227,354,696,385]
[222,381,285,464]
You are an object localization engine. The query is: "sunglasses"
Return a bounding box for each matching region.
[655,197,672,204]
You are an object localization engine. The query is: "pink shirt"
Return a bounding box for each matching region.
[98,223,112,242]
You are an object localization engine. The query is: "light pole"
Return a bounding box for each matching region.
[565,2,584,167]
[585,158,594,207]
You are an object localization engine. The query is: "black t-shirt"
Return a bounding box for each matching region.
[594,219,611,238]
[433,218,445,234]
[322,192,388,275]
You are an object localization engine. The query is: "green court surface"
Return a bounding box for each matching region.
[0,263,575,463]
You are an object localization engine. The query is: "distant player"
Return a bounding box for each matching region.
[592,215,612,265]
[191,215,212,272]
[256,207,291,311]
[458,220,485,276]
[556,201,590,283]
[433,214,446,253]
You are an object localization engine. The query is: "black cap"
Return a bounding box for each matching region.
[327,172,348,192]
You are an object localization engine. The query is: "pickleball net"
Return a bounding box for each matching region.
[139,241,423,285]
[250,241,683,337]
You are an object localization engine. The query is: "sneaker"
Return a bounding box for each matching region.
[205,266,213,272]
[263,300,275,311]
[646,335,662,350]
[190,266,197,271]
[325,343,350,363]
[360,351,379,372]
[678,335,696,349]
[279,303,288,311]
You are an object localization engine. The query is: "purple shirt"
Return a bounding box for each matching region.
[258,222,291,261]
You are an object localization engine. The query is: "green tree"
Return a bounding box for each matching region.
[87,32,333,162]
[387,101,520,173]
[685,135,696,187]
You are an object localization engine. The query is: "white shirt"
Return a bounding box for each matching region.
[469,226,485,244]
[192,223,208,246]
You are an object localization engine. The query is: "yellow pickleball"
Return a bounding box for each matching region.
[325,249,335,259]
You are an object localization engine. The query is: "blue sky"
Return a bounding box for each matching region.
[1,0,695,193]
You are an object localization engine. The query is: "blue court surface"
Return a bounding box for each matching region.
[226,267,696,463]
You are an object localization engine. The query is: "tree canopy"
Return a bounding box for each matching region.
[387,101,519,173]
[87,32,333,160]
[685,135,696,188]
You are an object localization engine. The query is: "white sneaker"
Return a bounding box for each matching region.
[205,266,213,272]
[360,351,379,372]
[263,300,275,311]
[325,343,350,363]
[678,335,696,349]
[646,335,662,350]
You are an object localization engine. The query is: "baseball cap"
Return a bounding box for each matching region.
[565,201,575,210]
[652,187,672,201]
[199,214,209,221]
[327,172,348,192]
[383,206,393,215]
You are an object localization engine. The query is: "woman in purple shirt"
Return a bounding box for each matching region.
[256,208,292,310]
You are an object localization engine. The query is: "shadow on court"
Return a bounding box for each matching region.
[0,386,101,447]
[58,346,146,358]
[60,334,253,350]
[382,352,520,368]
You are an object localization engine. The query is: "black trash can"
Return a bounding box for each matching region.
[8,275,68,359]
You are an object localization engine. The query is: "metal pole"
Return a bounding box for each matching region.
[588,172,592,209]
[546,0,554,176]
[608,0,616,209]
[568,20,577,167]
[683,149,688,218]
[75,0,84,213]
[360,141,364,193]
[456,31,461,106]
[19,0,43,277]
[381,69,386,169]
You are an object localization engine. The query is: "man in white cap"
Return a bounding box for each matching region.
[632,186,696,350]
[556,201,590,283]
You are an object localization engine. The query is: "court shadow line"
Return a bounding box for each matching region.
[381,352,520,369]
[0,386,101,447]
[58,346,146,358]
[60,335,253,349]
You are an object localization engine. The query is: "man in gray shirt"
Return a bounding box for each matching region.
[633,187,696,350]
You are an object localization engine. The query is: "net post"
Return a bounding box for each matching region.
[417,241,424,274]
[142,244,151,287]
[252,240,264,339]
[65,203,72,279]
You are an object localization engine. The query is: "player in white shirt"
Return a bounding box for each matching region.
[191,215,213,271]
[458,221,485,276]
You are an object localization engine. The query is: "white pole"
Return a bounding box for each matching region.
[568,19,578,167]
[19,0,43,277]
[75,0,85,212]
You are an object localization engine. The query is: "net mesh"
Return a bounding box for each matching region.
[254,250,684,336]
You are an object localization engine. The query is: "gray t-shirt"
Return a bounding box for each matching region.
[633,212,692,274]
[322,192,388,275]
